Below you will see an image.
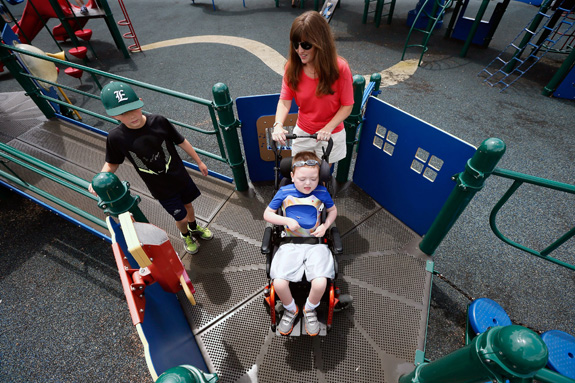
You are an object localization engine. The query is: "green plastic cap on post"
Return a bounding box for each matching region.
[156,365,219,383]
[92,172,144,220]
[480,325,548,377]
[369,73,382,92]
[461,138,506,189]
[212,82,234,126]
[92,172,126,202]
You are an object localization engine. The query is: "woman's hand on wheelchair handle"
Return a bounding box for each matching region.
[316,128,332,142]
[272,126,288,146]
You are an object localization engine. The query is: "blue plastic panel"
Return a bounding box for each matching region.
[468,298,512,335]
[553,64,575,100]
[236,94,298,182]
[353,97,476,236]
[108,218,209,376]
[541,330,575,379]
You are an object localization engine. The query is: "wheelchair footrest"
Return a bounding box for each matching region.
[275,311,328,336]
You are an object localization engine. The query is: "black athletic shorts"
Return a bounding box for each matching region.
[158,178,201,221]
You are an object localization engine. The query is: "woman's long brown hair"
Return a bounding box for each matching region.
[286,11,340,96]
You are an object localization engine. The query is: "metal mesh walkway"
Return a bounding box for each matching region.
[1,91,432,382]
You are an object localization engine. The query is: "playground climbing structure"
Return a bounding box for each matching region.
[478,0,575,92]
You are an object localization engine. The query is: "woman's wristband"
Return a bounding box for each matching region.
[273,122,283,129]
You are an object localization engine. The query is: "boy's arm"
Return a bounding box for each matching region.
[263,206,300,232]
[101,162,120,173]
[88,162,120,195]
[178,139,208,176]
[311,205,337,238]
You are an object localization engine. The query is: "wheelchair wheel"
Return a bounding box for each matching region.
[334,294,353,312]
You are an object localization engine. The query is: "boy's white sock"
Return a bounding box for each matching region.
[304,298,319,312]
[283,299,297,313]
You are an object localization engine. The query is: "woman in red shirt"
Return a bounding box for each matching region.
[271,11,354,165]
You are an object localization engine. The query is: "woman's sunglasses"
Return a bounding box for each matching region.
[292,41,313,50]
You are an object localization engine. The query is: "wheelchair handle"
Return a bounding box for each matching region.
[284,134,333,161]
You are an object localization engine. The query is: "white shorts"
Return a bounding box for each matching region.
[270,243,335,282]
[292,125,347,163]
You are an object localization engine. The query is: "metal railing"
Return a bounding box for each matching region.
[420,138,574,272]
[489,167,575,271]
[0,41,248,190]
[0,142,105,229]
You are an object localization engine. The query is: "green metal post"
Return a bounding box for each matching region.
[535,367,575,383]
[0,44,56,119]
[46,0,84,53]
[542,46,575,96]
[459,0,490,57]
[98,0,131,59]
[399,325,548,383]
[370,72,382,92]
[419,137,506,255]
[212,83,248,192]
[336,75,365,183]
[92,172,148,223]
[156,365,219,383]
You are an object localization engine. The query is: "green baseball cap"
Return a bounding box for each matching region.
[100,81,144,116]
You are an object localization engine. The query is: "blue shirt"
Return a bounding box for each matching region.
[268,184,334,237]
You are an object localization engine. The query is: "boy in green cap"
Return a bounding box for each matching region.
[89,81,212,254]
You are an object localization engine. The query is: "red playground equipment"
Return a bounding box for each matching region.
[4,0,137,60]
[11,0,96,43]
[110,212,197,326]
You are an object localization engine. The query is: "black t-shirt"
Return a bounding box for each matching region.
[105,114,191,200]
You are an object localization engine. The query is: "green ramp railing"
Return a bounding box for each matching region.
[419,137,574,271]
[489,167,575,271]
[0,41,248,191]
[0,142,106,230]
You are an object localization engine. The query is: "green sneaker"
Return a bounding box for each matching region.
[180,232,199,254]
[188,223,213,240]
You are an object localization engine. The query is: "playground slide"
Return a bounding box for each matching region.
[11,0,92,43]
[106,217,209,380]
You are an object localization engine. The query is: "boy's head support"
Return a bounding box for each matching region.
[101,81,144,116]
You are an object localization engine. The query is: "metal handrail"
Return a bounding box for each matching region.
[0,42,229,166]
[0,144,105,229]
[489,167,575,271]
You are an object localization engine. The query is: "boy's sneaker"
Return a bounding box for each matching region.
[188,223,213,240]
[278,306,299,336]
[303,308,320,336]
[180,232,199,254]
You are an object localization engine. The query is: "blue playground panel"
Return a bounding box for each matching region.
[451,17,491,45]
[541,330,575,379]
[236,94,298,182]
[553,64,575,100]
[467,298,512,335]
[353,96,476,236]
[514,0,543,5]
[108,218,209,377]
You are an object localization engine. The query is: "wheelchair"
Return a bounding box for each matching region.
[260,131,352,336]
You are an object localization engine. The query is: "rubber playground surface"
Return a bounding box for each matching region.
[1,0,575,381]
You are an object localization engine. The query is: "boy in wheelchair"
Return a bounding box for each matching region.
[263,150,337,336]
